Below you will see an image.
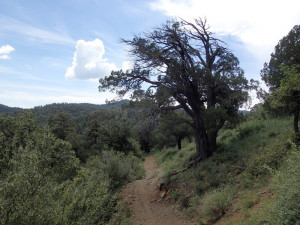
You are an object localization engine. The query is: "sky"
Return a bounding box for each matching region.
[0,0,299,108]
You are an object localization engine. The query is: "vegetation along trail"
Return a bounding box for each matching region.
[121,156,195,225]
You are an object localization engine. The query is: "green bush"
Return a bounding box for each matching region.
[62,167,116,225]
[193,159,233,195]
[242,144,289,187]
[0,115,144,225]
[108,201,131,225]
[101,151,145,190]
[269,145,300,225]
[236,120,264,139]
[198,185,236,224]
[0,132,79,225]
[62,152,144,224]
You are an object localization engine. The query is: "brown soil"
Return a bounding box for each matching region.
[120,156,196,225]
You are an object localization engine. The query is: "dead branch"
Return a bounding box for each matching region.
[158,156,201,191]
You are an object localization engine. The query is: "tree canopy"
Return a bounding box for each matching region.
[261,25,300,91]
[261,25,300,138]
[99,18,254,159]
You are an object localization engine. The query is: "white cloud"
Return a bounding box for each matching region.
[150,0,300,62]
[65,39,131,80]
[0,16,75,46]
[0,45,15,59]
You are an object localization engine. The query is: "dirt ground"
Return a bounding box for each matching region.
[120,156,196,225]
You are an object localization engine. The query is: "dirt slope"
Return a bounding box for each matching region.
[120,156,196,225]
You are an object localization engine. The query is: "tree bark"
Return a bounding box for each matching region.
[294,109,299,134]
[294,109,299,146]
[176,136,182,150]
[208,130,218,155]
[193,114,212,159]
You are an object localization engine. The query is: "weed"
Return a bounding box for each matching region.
[198,185,237,224]
[170,189,180,201]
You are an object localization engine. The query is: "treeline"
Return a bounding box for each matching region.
[0,111,146,225]
[0,100,130,123]
[0,17,299,225]
[44,104,194,162]
[0,100,197,224]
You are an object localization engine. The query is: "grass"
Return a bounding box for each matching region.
[154,115,297,224]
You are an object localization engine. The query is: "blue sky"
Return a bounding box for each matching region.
[0,0,299,108]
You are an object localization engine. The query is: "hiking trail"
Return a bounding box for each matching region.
[120,156,196,225]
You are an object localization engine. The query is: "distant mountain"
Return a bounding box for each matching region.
[0,104,23,115]
[0,100,130,123]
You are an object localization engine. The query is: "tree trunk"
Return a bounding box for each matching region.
[294,109,299,133]
[176,136,182,150]
[294,109,299,146]
[141,140,150,153]
[193,114,212,159]
[208,130,218,155]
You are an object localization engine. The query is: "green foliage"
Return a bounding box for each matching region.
[270,65,300,109]
[269,145,300,225]
[87,109,133,151]
[155,141,197,173]
[48,112,77,143]
[236,119,264,139]
[101,151,145,190]
[261,25,300,135]
[154,111,193,150]
[108,201,131,225]
[61,152,144,225]
[0,114,79,225]
[261,25,300,90]
[99,17,254,158]
[193,159,233,195]
[198,185,236,224]
[242,144,288,187]
[62,161,115,225]
[30,101,129,124]
[267,65,300,135]
[154,113,297,224]
[0,113,144,225]
[0,104,23,115]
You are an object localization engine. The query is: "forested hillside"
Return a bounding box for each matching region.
[0,104,23,115]
[0,100,130,123]
[0,18,299,225]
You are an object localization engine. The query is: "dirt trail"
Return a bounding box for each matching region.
[120,156,195,225]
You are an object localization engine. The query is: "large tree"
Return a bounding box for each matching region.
[261,25,300,91]
[261,25,300,136]
[269,65,300,136]
[99,18,253,159]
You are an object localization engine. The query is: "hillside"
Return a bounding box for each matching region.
[0,104,23,115]
[152,114,299,225]
[1,100,299,224]
[0,100,130,123]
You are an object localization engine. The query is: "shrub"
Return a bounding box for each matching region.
[269,145,300,225]
[198,185,236,224]
[236,120,264,139]
[108,201,131,225]
[101,151,145,190]
[0,131,79,225]
[62,168,116,225]
[193,160,232,195]
[242,144,289,187]
[61,152,144,225]
[0,114,144,225]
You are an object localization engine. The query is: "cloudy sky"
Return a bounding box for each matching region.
[0,0,299,108]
